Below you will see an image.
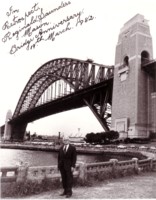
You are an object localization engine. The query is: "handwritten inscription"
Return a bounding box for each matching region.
[1,1,95,54]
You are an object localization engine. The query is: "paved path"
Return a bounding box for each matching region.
[21,172,156,199]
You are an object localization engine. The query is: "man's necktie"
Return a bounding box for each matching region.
[64,145,67,153]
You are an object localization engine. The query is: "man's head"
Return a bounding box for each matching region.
[63,136,70,145]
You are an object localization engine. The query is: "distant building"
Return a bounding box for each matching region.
[69,136,85,143]
[31,134,63,145]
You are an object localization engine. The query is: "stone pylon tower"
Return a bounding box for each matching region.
[111,14,154,138]
[4,110,12,140]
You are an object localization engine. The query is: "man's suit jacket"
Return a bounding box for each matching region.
[58,144,77,170]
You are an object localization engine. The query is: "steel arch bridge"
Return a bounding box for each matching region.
[9,58,114,141]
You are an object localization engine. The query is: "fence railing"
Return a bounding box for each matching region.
[1,145,156,184]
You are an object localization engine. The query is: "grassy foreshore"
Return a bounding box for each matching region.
[18,172,156,199]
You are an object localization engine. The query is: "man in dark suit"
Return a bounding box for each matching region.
[58,136,77,198]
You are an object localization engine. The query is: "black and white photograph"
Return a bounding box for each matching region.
[0,0,156,199]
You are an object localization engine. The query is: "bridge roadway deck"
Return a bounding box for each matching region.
[142,60,156,77]
[11,78,113,123]
[21,172,156,199]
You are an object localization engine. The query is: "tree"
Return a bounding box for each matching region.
[85,132,95,143]
[31,132,37,140]
[25,131,30,140]
[85,131,119,144]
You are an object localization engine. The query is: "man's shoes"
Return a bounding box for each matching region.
[66,194,72,198]
[60,192,66,196]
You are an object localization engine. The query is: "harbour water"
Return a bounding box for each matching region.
[0,148,110,167]
[0,148,145,167]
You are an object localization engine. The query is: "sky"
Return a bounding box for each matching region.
[0,0,156,137]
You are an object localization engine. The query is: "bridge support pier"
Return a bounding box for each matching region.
[4,122,12,141]
[10,123,27,141]
[3,110,12,141]
[151,92,156,133]
[111,14,154,139]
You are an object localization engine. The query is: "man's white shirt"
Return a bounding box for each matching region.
[64,144,69,152]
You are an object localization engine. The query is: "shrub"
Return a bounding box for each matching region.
[85,131,119,144]
[149,132,156,140]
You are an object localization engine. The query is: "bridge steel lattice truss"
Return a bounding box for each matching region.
[10,58,114,140]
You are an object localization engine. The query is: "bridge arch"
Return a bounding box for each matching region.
[9,58,113,141]
[13,58,113,118]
